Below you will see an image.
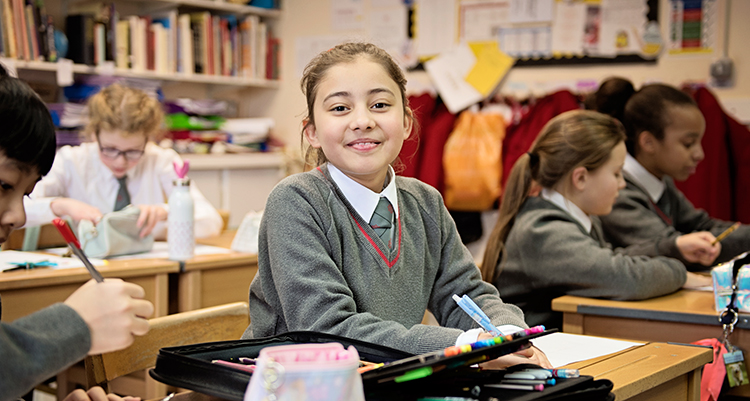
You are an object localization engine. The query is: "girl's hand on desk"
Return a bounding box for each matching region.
[50,198,103,224]
[676,232,721,266]
[63,386,140,401]
[136,205,168,237]
[64,279,154,355]
[683,271,714,290]
[478,342,552,370]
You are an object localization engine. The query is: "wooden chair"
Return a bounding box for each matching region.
[69,301,249,400]
[2,223,67,250]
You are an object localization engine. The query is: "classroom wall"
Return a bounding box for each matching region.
[261,0,750,156]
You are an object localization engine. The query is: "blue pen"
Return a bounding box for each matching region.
[452,294,502,336]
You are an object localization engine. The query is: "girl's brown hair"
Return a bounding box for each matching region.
[586,77,697,155]
[480,110,626,283]
[299,42,414,167]
[86,83,164,140]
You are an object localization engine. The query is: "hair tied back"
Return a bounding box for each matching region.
[527,152,539,168]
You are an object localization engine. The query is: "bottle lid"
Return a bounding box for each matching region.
[173,178,191,186]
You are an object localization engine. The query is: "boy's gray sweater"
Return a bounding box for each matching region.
[600,173,750,268]
[0,301,90,401]
[245,165,527,355]
[494,196,687,329]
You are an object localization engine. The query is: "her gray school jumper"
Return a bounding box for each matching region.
[494,196,686,329]
[244,165,527,355]
[600,173,750,269]
[0,300,91,401]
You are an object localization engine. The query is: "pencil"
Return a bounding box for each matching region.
[712,222,741,245]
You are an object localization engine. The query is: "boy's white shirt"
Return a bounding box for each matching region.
[540,188,593,234]
[23,141,223,239]
[623,153,666,203]
[327,162,522,346]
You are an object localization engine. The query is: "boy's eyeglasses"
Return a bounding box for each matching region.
[99,145,145,161]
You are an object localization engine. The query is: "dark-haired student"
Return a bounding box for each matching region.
[0,65,154,401]
[589,77,747,269]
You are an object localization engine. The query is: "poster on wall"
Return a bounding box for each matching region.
[668,0,717,55]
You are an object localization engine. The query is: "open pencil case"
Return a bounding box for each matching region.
[149,328,610,400]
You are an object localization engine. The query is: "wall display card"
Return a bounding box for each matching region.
[424,43,483,114]
[550,0,586,55]
[295,35,348,78]
[668,0,717,55]
[509,0,554,23]
[415,0,458,57]
[499,26,552,58]
[331,0,365,32]
[368,7,408,58]
[459,0,511,42]
[596,0,649,57]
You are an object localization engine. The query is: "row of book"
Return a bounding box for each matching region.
[0,0,57,62]
[0,0,280,80]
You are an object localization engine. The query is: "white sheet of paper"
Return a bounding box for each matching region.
[596,0,648,56]
[0,250,106,271]
[295,35,347,78]
[459,0,511,42]
[331,0,365,32]
[509,0,553,23]
[550,1,586,55]
[368,7,408,56]
[424,44,483,114]
[532,332,644,368]
[415,0,457,57]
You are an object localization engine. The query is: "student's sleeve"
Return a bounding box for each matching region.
[669,182,750,263]
[518,217,686,300]
[260,184,470,355]
[600,187,683,260]
[0,303,90,400]
[158,150,223,238]
[22,147,74,228]
[425,200,527,332]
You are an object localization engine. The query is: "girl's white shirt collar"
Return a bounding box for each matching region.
[328,163,399,223]
[540,188,592,234]
[623,153,666,202]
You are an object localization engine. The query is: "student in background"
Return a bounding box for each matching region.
[24,84,222,240]
[480,110,710,330]
[244,42,549,368]
[0,65,153,401]
[590,77,743,268]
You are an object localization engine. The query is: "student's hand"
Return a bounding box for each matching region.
[479,345,552,370]
[64,279,154,355]
[136,204,168,237]
[676,231,721,266]
[476,333,552,369]
[50,198,103,224]
[682,272,713,290]
[63,387,140,401]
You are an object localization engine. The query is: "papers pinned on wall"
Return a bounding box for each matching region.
[425,42,513,114]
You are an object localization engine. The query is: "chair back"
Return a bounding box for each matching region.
[85,301,249,394]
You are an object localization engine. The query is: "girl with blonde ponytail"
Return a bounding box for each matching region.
[481,110,707,329]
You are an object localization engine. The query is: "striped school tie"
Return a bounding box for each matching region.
[370,197,395,249]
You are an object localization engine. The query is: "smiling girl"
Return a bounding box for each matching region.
[244,42,549,367]
[591,78,746,269]
[480,110,703,330]
[23,84,222,239]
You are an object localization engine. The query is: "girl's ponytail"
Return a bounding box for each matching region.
[480,152,536,283]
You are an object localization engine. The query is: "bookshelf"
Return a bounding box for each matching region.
[2,0,282,87]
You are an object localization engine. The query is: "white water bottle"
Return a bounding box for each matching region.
[168,178,195,261]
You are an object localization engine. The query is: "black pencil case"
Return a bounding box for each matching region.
[149,329,611,401]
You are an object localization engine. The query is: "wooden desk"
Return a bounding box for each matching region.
[146,341,711,401]
[552,290,749,396]
[179,230,257,312]
[0,258,179,322]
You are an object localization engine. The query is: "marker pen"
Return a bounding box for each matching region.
[501,378,556,386]
[486,383,544,391]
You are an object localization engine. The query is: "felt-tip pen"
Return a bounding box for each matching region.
[486,383,544,391]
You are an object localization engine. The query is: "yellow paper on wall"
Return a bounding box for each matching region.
[465,42,514,97]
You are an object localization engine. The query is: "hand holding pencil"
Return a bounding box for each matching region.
[676,231,722,266]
